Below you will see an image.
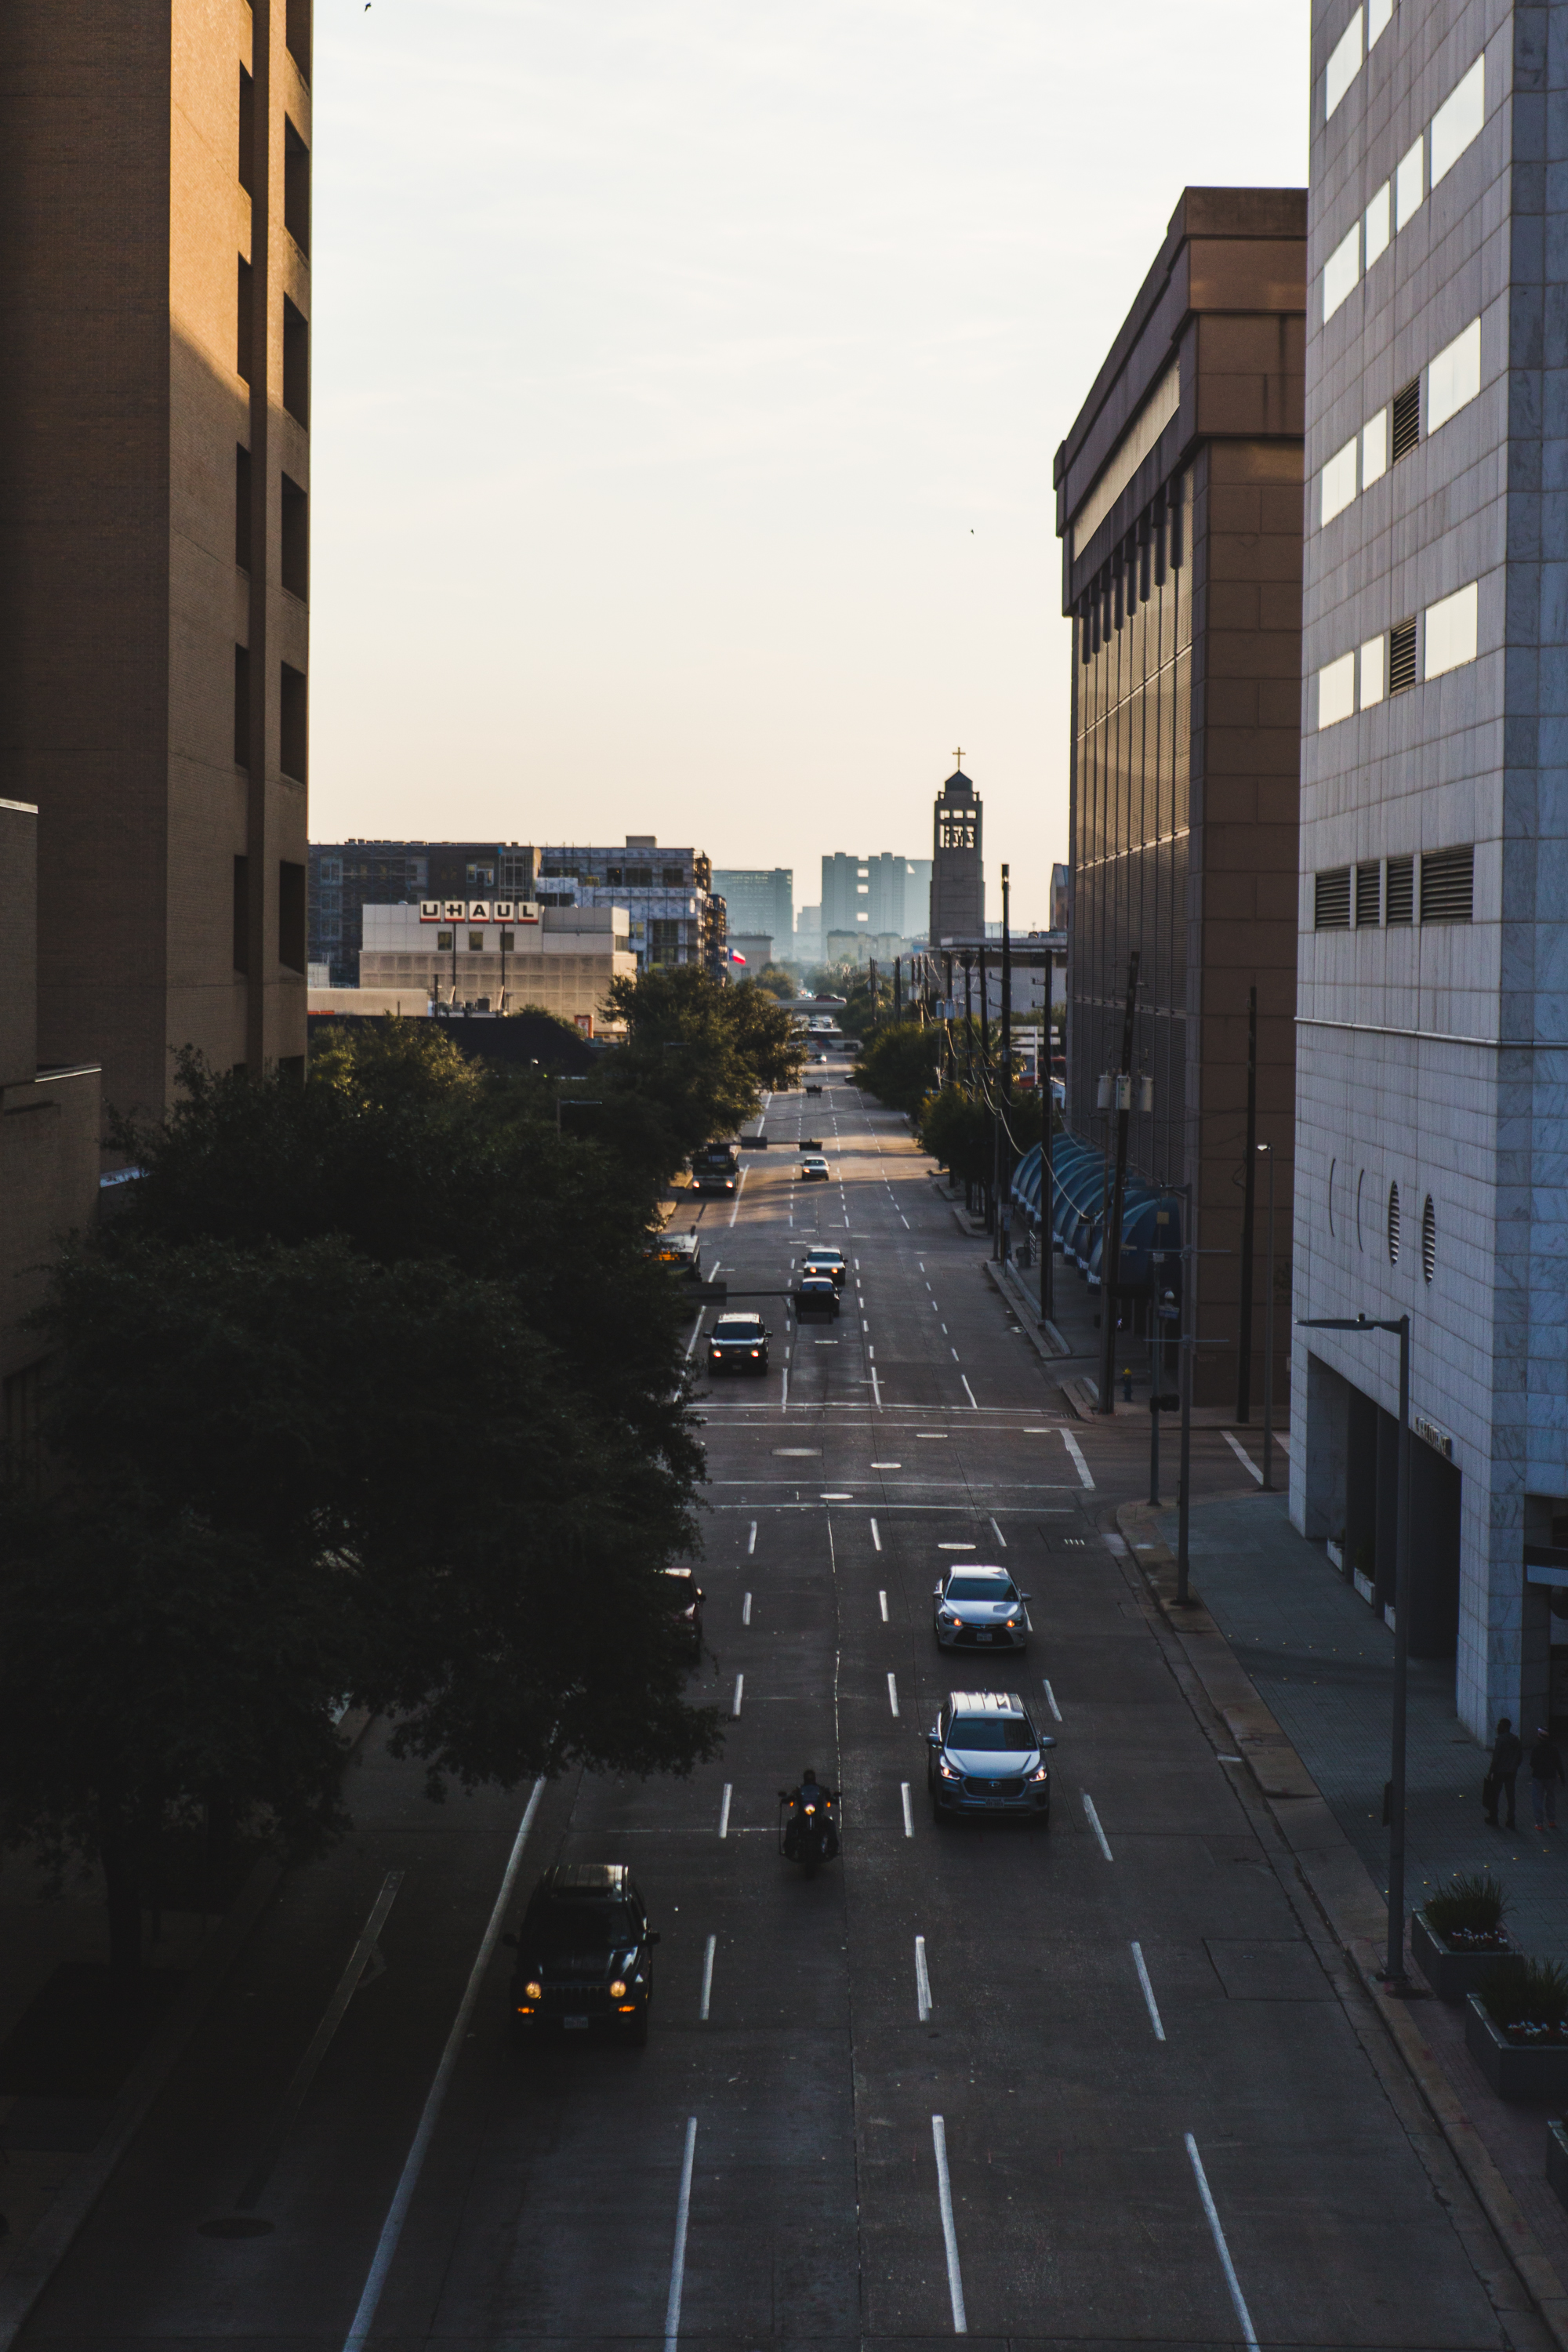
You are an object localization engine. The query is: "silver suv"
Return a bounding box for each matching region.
[926,1690,1053,1824]
[931,1563,1030,1652]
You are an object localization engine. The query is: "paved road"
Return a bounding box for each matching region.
[16,1070,1548,2351]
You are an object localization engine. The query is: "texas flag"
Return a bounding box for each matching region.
[729,949,747,964]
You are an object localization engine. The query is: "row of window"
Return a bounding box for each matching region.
[234,649,307,782]
[238,71,310,254]
[1319,318,1480,529]
[1312,845,1474,930]
[234,447,308,595]
[537,863,689,887]
[1323,0,1393,120]
[1323,56,1484,325]
[237,262,309,424]
[1076,479,1186,662]
[1317,579,1477,727]
[1329,1160,1438,1285]
[232,855,307,975]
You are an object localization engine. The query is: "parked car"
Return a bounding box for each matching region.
[926,1691,1053,1824]
[707,1312,770,1375]
[794,1272,840,1318]
[506,1863,660,2042]
[663,1566,704,1655]
[931,1563,1031,1652]
[801,1247,846,1289]
[800,1156,829,1181]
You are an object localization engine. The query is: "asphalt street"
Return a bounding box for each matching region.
[14,1064,1552,2352]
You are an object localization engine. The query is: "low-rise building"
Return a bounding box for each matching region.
[357,901,635,1026]
[308,841,536,988]
[535,840,724,975]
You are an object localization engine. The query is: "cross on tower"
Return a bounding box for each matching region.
[951,746,963,769]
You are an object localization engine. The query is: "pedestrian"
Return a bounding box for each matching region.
[1530,1726,1566,1831]
[1484,1716,1522,1828]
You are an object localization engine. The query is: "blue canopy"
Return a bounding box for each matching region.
[1011,1134,1182,1297]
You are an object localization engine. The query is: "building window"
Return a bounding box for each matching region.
[466,862,496,887]
[1428,319,1482,434]
[1388,1181,1401,1265]
[1320,436,1357,526]
[1425,581,1478,679]
[1392,376,1421,463]
[467,931,485,952]
[1421,1196,1436,1285]
[1355,862,1381,927]
[237,256,253,383]
[1323,221,1360,321]
[649,920,681,965]
[1314,868,1352,929]
[1386,856,1415,924]
[283,296,309,426]
[318,858,341,884]
[234,644,251,766]
[437,930,453,950]
[286,0,312,78]
[279,861,306,971]
[238,65,255,194]
[1364,180,1391,267]
[285,118,310,254]
[235,444,252,571]
[662,866,685,886]
[1395,135,1424,230]
[1430,56,1484,187]
[280,661,308,780]
[1317,651,1356,728]
[1362,408,1388,486]
[1420,844,1474,923]
[281,474,308,600]
[1388,618,1417,694]
[1359,633,1385,706]
[1324,9,1361,118]
[233,854,250,974]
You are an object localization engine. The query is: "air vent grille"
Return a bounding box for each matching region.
[1392,376,1421,463]
[1389,619,1417,693]
[1421,1195,1436,1284]
[1314,867,1352,929]
[1356,862,1382,927]
[1420,844,1474,923]
[1388,1181,1401,1265]
[1386,856,1414,924]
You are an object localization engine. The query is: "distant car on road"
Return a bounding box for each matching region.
[706,1312,770,1376]
[663,1566,704,1654]
[932,1563,1030,1652]
[800,1156,829,1181]
[926,1691,1053,1824]
[801,1247,845,1289]
[794,1272,840,1319]
[507,1863,660,2043]
[644,1229,701,1274]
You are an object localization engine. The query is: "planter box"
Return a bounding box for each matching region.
[1353,1568,1376,1606]
[1465,1997,1568,2102]
[1548,2120,1568,2213]
[1411,1911,1512,2002]
[1327,1539,1345,1572]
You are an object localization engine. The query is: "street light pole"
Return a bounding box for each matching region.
[1299,1311,1413,1987]
[1259,1143,1276,1490]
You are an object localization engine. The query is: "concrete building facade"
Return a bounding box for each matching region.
[1292,0,1568,1737]
[309,840,535,987]
[928,773,985,945]
[0,0,311,1120]
[711,869,793,949]
[358,902,634,1026]
[1056,187,1307,1405]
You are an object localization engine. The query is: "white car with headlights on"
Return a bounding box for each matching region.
[931,1563,1030,1652]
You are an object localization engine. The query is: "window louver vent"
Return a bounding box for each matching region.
[1388,1181,1401,1265]
[1356,862,1382,926]
[1420,844,1474,923]
[1315,867,1352,929]
[1421,1195,1436,1284]
[1386,855,1414,924]
[1392,376,1421,463]
[1389,619,1417,693]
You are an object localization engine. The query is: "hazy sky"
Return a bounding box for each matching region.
[310,2,1309,930]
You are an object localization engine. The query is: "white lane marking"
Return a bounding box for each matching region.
[950,1346,960,1361]
[899,1214,910,1228]
[782,1368,789,1411]
[727,1168,749,1226]
[684,1313,705,1360]
[1185,2133,1260,2350]
[960,1376,978,1410]
[742,1592,752,1626]
[664,2117,699,2352]
[902,1782,914,1837]
[931,2116,968,2333]
[1082,1791,1113,1860]
[699,1935,716,2021]
[870,1519,882,1552]
[747,1520,757,1555]
[870,1363,881,1406]
[1131,1940,1166,2041]
[1062,1429,1094,1488]
[1041,1679,1063,1722]
[1223,1429,1264,1484]
[989,1517,1007,1548]
[887,1671,900,1719]
[339,1778,545,2352]
[718,1784,732,1838]
[915,1934,932,2020]
[878,1588,888,1621]
[862,1319,870,1333]
[731,1674,743,1719]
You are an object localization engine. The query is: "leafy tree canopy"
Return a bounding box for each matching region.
[853,1021,942,1118]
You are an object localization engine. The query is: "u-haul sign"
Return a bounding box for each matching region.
[419,901,540,924]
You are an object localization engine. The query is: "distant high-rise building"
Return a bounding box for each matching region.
[1051,862,1071,934]
[821,853,931,943]
[712,869,793,950]
[928,770,984,942]
[1,0,314,1107]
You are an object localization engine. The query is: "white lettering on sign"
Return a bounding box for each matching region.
[1413,1413,1454,1461]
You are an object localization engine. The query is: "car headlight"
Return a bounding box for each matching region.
[938,1608,959,1624]
[1004,1617,1017,1628]
[1029,1764,1049,1783]
[524,1979,543,2000]
[750,1348,760,1357]
[804,1802,816,1815]
[609,1979,628,1999]
[938,1760,960,1780]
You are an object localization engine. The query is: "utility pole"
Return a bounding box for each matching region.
[960,953,975,1087]
[1236,985,1258,1421]
[996,864,1014,1261]
[1096,950,1141,1416]
[893,958,902,1021]
[1040,1078,1054,1327]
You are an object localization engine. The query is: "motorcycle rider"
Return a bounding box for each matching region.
[781,1768,839,1860]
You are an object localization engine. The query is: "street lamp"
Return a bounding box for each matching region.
[1298,1309,1412,1990]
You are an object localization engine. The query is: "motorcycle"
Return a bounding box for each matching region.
[778,1782,840,1877]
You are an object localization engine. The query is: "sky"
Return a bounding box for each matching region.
[309,1,1310,933]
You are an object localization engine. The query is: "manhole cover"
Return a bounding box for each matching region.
[198,2217,274,2238]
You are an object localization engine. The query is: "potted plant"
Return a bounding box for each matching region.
[1465,1958,1568,2101]
[1412,1871,1513,2001]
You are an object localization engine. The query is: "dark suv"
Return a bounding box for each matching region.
[707,1312,770,1374]
[507,1863,659,2044]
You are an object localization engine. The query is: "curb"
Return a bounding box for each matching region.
[0,1707,376,2350]
[979,1260,1072,1365]
[1117,1500,1568,2352]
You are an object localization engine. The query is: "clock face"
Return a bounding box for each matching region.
[939,820,976,850]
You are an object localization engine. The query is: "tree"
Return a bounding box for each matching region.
[853,1022,942,1118]
[750,962,799,1002]
[918,1087,996,1190]
[604,965,805,1159]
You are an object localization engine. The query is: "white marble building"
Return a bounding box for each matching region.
[1293,0,1568,1737]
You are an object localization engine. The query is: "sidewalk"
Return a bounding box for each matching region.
[1152,1489,1568,2299]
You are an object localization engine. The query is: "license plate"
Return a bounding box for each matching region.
[564,2015,590,2030]
[975,1630,993,1643]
